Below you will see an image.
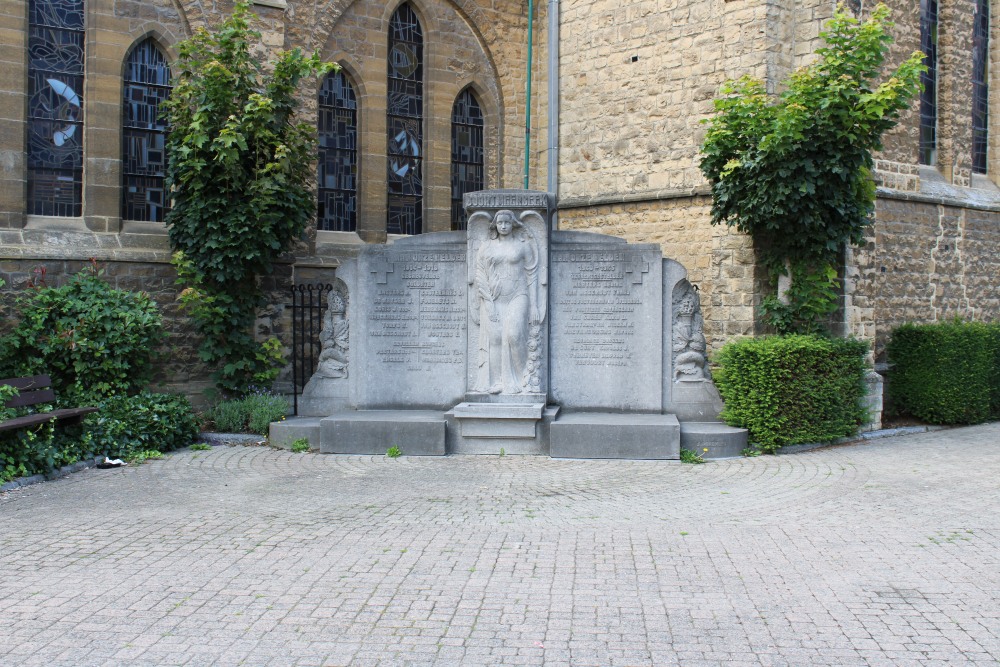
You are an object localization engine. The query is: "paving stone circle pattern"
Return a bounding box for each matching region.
[1,424,998,666]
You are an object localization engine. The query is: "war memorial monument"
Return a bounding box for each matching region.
[277,191,747,459]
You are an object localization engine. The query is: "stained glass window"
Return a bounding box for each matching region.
[318,71,358,232]
[387,3,423,235]
[122,39,172,222]
[972,0,989,174]
[450,89,484,231]
[919,0,938,166]
[28,0,85,217]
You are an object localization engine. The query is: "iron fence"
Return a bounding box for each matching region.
[289,283,335,415]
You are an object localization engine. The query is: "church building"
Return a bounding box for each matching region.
[1,0,997,395]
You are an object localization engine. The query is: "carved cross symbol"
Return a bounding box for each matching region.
[371,260,395,284]
[624,255,650,285]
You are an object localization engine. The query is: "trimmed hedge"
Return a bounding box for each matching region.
[715,334,868,453]
[887,321,1000,425]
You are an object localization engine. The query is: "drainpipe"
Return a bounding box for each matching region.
[547,0,559,229]
[523,0,535,190]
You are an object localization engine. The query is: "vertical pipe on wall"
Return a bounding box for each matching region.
[547,0,559,229]
[523,0,534,190]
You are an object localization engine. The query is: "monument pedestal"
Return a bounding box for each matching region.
[447,402,560,455]
[320,411,447,456]
[550,413,680,459]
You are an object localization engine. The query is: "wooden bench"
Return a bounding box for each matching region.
[0,375,98,433]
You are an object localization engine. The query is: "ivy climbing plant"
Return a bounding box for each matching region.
[164,2,335,394]
[699,4,925,334]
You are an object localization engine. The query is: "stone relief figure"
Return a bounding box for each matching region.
[314,291,349,379]
[672,281,708,382]
[471,210,544,394]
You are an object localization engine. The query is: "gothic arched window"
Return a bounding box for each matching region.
[387,3,424,235]
[919,0,938,166]
[122,38,172,222]
[972,0,990,174]
[28,0,85,216]
[450,88,484,231]
[318,70,358,232]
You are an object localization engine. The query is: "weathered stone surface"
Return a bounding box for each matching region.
[679,422,748,460]
[343,233,468,410]
[549,231,662,411]
[320,411,446,456]
[268,417,321,450]
[550,413,680,460]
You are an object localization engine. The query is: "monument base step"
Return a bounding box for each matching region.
[320,411,447,456]
[268,417,322,450]
[550,413,680,460]
[679,422,749,459]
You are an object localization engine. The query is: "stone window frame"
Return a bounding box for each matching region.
[20,12,183,238]
[316,0,503,247]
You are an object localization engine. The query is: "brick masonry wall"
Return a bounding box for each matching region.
[558,196,760,356]
[850,196,1000,362]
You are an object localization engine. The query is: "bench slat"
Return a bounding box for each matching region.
[47,407,99,420]
[0,413,57,433]
[0,376,98,434]
[5,389,57,408]
[0,375,51,391]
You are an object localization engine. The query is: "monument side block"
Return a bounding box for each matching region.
[352,233,469,409]
[549,232,663,412]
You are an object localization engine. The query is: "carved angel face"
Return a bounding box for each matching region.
[496,214,514,237]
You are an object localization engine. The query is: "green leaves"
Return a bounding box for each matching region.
[1,268,164,400]
[163,2,335,395]
[700,4,925,333]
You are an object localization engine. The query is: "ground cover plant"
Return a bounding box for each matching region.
[700,4,924,333]
[888,321,1000,425]
[714,334,868,452]
[206,390,288,435]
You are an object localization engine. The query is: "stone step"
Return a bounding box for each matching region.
[679,422,748,459]
[550,413,680,460]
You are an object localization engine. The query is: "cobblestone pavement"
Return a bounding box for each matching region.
[1,424,998,667]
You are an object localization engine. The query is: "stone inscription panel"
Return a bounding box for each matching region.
[355,239,468,409]
[549,237,663,411]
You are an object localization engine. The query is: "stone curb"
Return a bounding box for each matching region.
[198,432,268,447]
[0,456,105,493]
[776,425,946,456]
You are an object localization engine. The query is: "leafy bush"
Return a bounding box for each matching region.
[0,267,163,400]
[887,321,999,425]
[206,391,288,435]
[86,392,199,458]
[715,335,868,452]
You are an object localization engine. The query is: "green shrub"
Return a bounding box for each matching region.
[0,267,163,400]
[86,392,199,458]
[207,391,288,435]
[715,335,868,452]
[887,321,998,425]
